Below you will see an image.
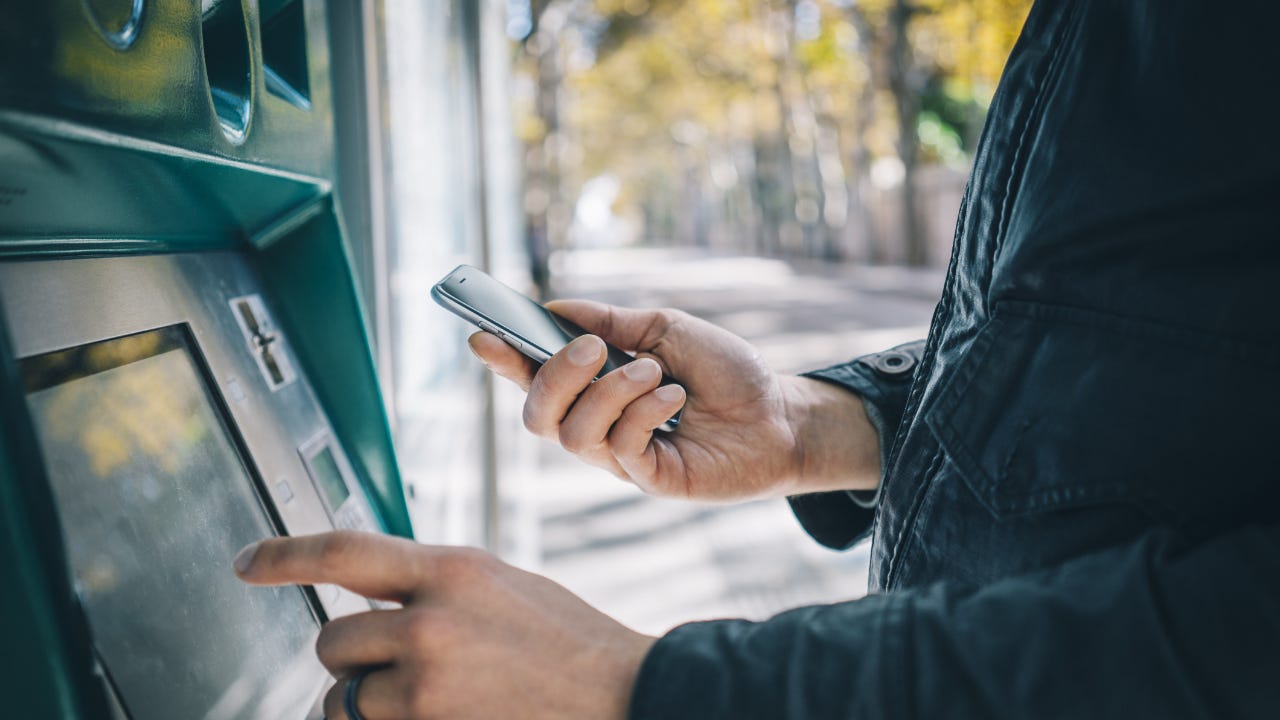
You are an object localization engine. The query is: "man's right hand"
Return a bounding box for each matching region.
[468,299,880,501]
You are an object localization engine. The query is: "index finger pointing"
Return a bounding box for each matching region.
[234,531,425,603]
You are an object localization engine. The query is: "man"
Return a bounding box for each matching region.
[236,2,1280,717]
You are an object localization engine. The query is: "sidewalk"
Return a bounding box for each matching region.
[531,248,943,635]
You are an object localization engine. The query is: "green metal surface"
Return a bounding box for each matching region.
[255,199,412,538]
[0,118,412,522]
[0,201,412,712]
[0,0,411,714]
[0,0,337,178]
[0,310,110,720]
[0,7,413,720]
[0,111,326,255]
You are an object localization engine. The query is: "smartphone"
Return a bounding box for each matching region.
[431,264,681,432]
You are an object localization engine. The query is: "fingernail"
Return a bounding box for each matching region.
[623,358,660,382]
[656,384,684,402]
[568,336,602,366]
[234,542,259,574]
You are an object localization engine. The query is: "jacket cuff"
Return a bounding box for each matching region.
[786,340,925,550]
[627,598,903,719]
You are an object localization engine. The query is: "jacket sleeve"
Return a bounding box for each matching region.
[628,522,1280,719]
[786,339,925,550]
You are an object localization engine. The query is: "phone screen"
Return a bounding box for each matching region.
[436,265,635,372]
[432,265,681,430]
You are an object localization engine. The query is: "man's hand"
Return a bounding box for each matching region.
[470,299,880,500]
[235,531,654,720]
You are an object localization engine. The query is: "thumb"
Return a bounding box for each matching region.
[545,299,671,354]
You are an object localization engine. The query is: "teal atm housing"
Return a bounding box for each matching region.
[0,1,411,717]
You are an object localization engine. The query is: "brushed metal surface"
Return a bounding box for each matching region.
[0,0,337,179]
[0,251,378,629]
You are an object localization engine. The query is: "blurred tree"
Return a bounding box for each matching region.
[511,0,1031,273]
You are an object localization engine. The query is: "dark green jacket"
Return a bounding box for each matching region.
[630,2,1280,717]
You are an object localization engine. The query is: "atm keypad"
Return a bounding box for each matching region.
[334,501,376,532]
[299,432,378,533]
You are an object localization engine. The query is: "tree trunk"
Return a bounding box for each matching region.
[888,0,926,266]
[842,8,884,264]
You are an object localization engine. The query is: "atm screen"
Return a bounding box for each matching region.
[22,326,323,720]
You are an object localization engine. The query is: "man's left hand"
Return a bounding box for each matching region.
[234,531,655,720]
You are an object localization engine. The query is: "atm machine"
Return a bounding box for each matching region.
[0,1,412,717]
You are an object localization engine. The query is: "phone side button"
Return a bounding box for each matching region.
[478,322,499,336]
[504,337,523,351]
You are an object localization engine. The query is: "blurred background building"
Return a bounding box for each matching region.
[359,0,1030,635]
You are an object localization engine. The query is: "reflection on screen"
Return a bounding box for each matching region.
[23,327,323,720]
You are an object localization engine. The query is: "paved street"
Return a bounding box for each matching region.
[530,248,944,636]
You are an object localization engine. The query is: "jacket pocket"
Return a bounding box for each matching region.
[924,300,1280,526]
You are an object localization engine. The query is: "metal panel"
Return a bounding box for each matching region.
[0,0,338,178]
[0,0,413,715]
[0,252,379,623]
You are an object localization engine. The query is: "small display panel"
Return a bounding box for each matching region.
[22,326,323,720]
[308,444,350,512]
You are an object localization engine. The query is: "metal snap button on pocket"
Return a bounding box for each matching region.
[870,350,915,376]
